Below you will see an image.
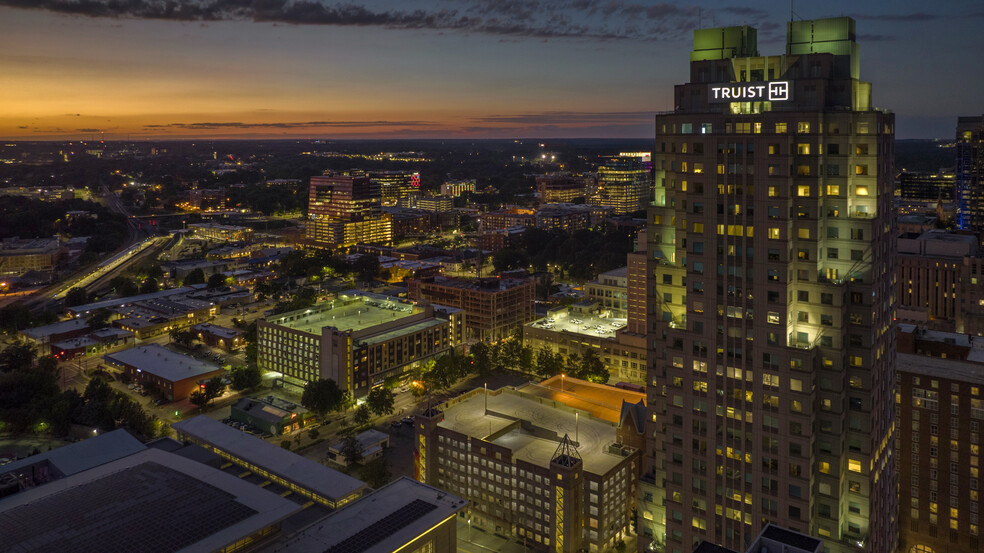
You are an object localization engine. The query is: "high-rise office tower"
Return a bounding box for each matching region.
[590,152,653,215]
[638,17,896,553]
[956,116,984,232]
[306,172,391,248]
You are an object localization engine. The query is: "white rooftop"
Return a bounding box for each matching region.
[104,345,222,383]
[172,415,367,503]
[260,477,466,553]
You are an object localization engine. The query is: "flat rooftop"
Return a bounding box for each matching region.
[519,375,646,424]
[898,352,984,386]
[261,477,465,553]
[172,415,367,504]
[0,448,301,553]
[528,312,626,338]
[67,287,193,315]
[0,429,146,479]
[105,345,223,383]
[438,387,628,475]
[265,294,419,335]
[20,318,89,340]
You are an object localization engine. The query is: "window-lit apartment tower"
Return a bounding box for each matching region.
[639,18,896,553]
[956,116,984,232]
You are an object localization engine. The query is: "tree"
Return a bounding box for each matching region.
[366,387,395,417]
[361,457,392,489]
[0,341,38,373]
[353,404,371,427]
[339,430,364,466]
[230,365,262,391]
[579,348,610,384]
[64,287,89,307]
[109,276,138,297]
[301,378,347,420]
[203,376,225,405]
[352,254,380,283]
[207,273,227,289]
[183,268,206,286]
[470,342,493,375]
[85,308,113,330]
[139,277,159,294]
[189,390,208,411]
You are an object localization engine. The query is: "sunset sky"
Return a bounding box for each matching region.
[0,0,981,140]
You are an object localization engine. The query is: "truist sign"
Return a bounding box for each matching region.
[708,81,792,103]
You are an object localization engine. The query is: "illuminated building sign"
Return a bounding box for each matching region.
[708,81,792,103]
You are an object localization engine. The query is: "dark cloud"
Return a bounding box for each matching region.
[473,111,653,125]
[852,12,940,22]
[143,120,436,130]
[0,0,699,41]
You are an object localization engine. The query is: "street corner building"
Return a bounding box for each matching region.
[641,17,897,553]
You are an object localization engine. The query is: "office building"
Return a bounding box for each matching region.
[956,116,984,232]
[899,170,955,202]
[0,237,63,276]
[896,229,984,334]
[188,222,254,242]
[306,173,392,248]
[409,275,535,341]
[371,170,420,206]
[480,208,536,231]
[642,18,896,553]
[589,153,652,215]
[257,291,463,397]
[415,385,641,552]
[896,344,984,553]
[104,345,225,400]
[586,266,629,318]
[537,173,588,204]
[442,178,477,197]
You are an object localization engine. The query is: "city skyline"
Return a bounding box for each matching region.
[1,0,982,141]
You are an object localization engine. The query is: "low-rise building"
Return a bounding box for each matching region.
[104,345,225,400]
[415,385,641,552]
[257,477,466,553]
[257,291,463,397]
[172,415,368,509]
[230,396,311,436]
[193,323,244,351]
[327,429,390,466]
